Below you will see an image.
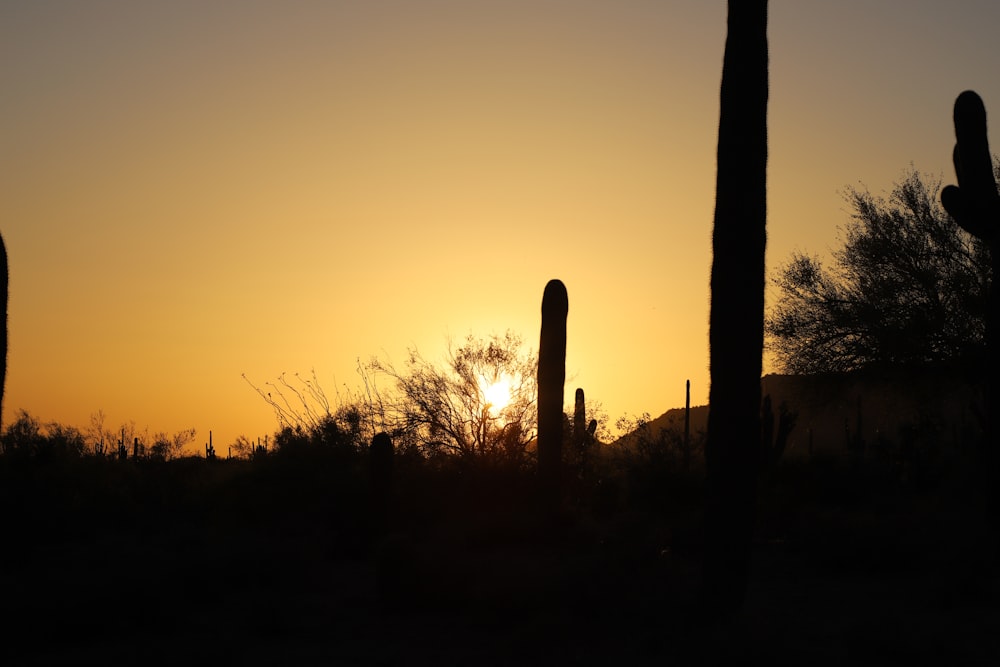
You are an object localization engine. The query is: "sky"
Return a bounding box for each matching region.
[2,0,999,452]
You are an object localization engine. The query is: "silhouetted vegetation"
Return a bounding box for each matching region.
[4,372,993,663]
[0,410,86,460]
[365,330,537,467]
[768,166,995,374]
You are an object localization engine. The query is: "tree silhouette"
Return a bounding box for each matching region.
[369,331,537,465]
[767,167,992,373]
[148,428,197,461]
[703,0,768,620]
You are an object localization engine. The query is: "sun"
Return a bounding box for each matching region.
[480,375,513,415]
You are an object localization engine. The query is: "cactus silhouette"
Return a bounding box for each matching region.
[572,388,588,452]
[572,387,597,471]
[760,394,796,469]
[0,232,6,432]
[369,431,394,534]
[682,379,692,471]
[942,91,1000,240]
[537,279,568,503]
[941,90,1000,530]
[703,0,769,618]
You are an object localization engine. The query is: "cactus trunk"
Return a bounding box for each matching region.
[703,0,769,618]
[683,379,691,470]
[369,432,394,536]
[0,233,6,432]
[942,90,1000,534]
[573,388,586,449]
[537,279,568,503]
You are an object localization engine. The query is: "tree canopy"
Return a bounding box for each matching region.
[766,166,994,374]
[366,331,538,465]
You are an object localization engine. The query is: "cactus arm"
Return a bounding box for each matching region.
[941,91,1000,240]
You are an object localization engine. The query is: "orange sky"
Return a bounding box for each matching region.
[2,1,999,452]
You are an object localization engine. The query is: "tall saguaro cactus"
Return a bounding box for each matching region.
[703,0,769,618]
[941,90,1000,531]
[0,232,7,431]
[537,279,568,502]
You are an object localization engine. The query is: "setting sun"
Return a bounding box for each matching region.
[480,375,513,415]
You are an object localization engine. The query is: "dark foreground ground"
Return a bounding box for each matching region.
[2,453,998,665]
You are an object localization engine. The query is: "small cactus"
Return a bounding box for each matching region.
[571,387,599,472]
[572,388,587,451]
[760,394,796,469]
[369,432,394,535]
[682,379,692,471]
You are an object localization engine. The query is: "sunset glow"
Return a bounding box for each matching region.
[1,2,998,451]
[481,376,514,416]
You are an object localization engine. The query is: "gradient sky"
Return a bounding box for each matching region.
[2,1,999,451]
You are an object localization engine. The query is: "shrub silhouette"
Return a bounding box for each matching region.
[365,331,537,465]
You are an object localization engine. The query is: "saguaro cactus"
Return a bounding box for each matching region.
[205,431,216,459]
[572,387,597,470]
[572,388,587,451]
[703,0,769,618]
[369,431,394,535]
[537,279,568,502]
[0,232,6,431]
[760,394,796,469]
[683,379,692,471]
[941,90,1000,530]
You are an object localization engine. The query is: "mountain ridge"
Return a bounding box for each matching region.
[622,368,981,459]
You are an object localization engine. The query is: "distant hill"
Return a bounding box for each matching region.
[619,368,981,459]
[621,404,709,446]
